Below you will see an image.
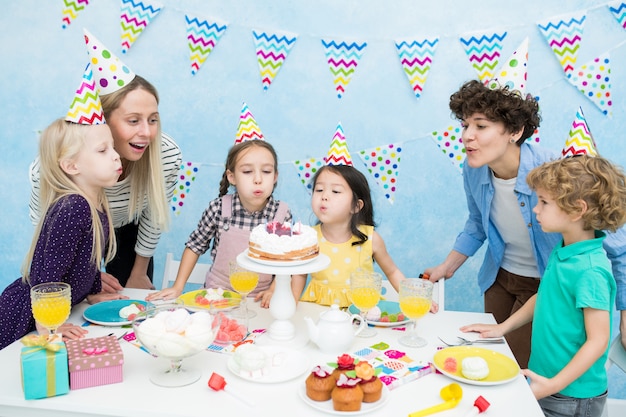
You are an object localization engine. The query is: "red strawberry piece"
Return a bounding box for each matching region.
[127,313,137,321]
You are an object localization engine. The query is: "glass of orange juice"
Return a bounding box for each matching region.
[350,271,382,338]
[398,279,433,347]
[229,262,259,319]
[30,282,71,339]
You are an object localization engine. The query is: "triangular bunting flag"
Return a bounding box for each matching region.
[235,102,265,144]
[253,29,297,91]
[431,125,465,174]
[459,31,507,82]
[171,162,200,216]
[120,0,163,54]
[293,157,324,194]
[566,53,612,116]
[487,37,529,95]
[358,144,402,204]
[325,123,352,166]
[321,39,367,98]
[185,14,228,76]
[608,2,626,29]
[395,38,439,99]
[66,64,105,125]
[537,12,586,74]
[62,0,90,29]
[562,107,598,157]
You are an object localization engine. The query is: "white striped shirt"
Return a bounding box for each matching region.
[29,133,182,257]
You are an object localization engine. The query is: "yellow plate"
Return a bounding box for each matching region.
[433,346,520,386]
[178,288,241,309]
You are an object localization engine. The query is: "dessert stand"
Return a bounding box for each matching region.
[236,251,330,348]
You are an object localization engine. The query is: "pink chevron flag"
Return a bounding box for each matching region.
[321,39,367,98]
[235,103,265,144]
[537,12,586,74]
[459,31,507,82]
[120,0,163,54]
[431,125,465,174]
[325,123,353,166]
[567,54,612,117]
[293,157,324,194]
[66,64,105,125]
[562,107,598,157]
[395,38,438,99]
[185,14,228,76]
[608,1,626,29]
[62,0,90,29]
[171,162,200,216]
[253,29,297,91]
[358,144,402,204]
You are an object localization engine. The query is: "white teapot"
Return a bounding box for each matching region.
[304,304,366,354]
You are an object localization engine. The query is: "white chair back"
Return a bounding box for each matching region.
[602,336,626,417]
[160,252,211,291]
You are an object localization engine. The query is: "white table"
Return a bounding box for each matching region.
[0,289,543,417]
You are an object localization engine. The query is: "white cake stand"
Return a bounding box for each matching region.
[236,251,330,347]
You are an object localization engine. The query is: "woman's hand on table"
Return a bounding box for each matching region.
[146,287,181,301]
[100,271,124,293]
[126,273,155,290]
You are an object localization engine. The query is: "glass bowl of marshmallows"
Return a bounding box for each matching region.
[132,304,220,387]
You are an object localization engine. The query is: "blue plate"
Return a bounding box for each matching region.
[83,299,149,326]
[349,300,410,327]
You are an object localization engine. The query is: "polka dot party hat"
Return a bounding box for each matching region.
[84,28,136,95]
[487,37,528,96]
[235,102,265,144]
[66,64,105,125]
[562,106,598,157]
[325,123,353,166]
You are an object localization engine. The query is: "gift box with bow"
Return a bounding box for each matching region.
[20,335,69,399]
[65,335,124,389]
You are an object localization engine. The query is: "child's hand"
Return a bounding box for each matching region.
[100,271,124,293]
[254,289,274,309]
[429,300,439,314]
[58,323,88,341]
[459,323,503,338]
[146,287,181,301]
[87,292,129,304]
[521,368,554,400]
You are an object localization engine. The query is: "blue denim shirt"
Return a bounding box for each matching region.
[453,142,626,310]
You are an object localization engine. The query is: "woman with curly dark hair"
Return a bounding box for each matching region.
[424,80,626,369]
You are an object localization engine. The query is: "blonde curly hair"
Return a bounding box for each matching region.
[526,156,626,232]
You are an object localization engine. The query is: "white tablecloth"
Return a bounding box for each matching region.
[0,289,543,417]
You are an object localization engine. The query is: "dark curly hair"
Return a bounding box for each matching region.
[527,156,626,232]
[449,80,541,144]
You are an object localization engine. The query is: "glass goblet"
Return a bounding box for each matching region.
[398,279,433,348]
[349,271,382,338]
[30,282,71,340]
[229,261,259,319]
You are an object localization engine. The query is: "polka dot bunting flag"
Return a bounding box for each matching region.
[171,162,200,216]
[357,144,402,204]
[431,125,465,174]
[566,53,612,116]
[293,157,324,194]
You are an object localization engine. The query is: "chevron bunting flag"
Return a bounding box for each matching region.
[608,1,626,29]
[62,0,90,29]
[253,29,297,91]
[537,12,586,74]
[358,144,402,204]
[431,125,465,174]
[562,107,598,157]
[325,123,353,166]
[185,14,228,76]
[235,102,265,144]
[459,31,507,82]
[321,39,367,98]
[293,157,324,194]
[395,38,439,99]
[66,64,105,125]
[171,162,200,216]
[566,54,612,116]
[120,0,163,54]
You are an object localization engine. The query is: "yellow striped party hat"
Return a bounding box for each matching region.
[235,102,265,144]
[66,64,105,125]
[325,123,352,166]
[562,107,598,157]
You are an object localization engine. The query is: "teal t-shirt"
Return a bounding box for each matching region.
[529,231,615,398]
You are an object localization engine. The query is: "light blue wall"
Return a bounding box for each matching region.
[1,0,625,397]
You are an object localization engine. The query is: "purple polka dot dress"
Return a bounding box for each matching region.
[0,194,106,350]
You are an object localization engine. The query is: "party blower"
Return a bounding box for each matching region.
[408,383,463,417]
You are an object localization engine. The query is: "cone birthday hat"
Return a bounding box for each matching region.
[235,102,265,144]
[562,107,598,157]
[66,64,105,125]
[487,37,529,96]
[84,28,136,95]
[325,123,352,166]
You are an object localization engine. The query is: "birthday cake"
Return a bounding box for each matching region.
[248,221,319,261]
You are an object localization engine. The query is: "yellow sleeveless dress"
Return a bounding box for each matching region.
[300,224,374,307]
